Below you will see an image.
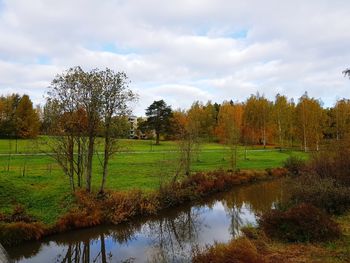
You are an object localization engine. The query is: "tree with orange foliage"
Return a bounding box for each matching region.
[295,93,325,152]
[0,94,39,139]
[171,109,199,178]
[215,102,244,170]
[333,99,350,140]
[273,94,296,150]
[243,94,273,148]
[15,95,40,139]
[47,67,136,192]
[170,102,211,178]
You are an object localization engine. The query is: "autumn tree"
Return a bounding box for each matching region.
[46,70,88,191]
[273,94,296,150]
[15,95,40,138]
[0,94,39,141]
[98,69,136,194]
[47,67,136,192]
[144,100,172,145]
[200,101,218,141]
[169,101,216,177]
[243,94,273,148]
[215,102,244,170]
[171,109,199,177]
[41,98,61,134]
[171,110,192,177]
[333,99,350,140]
[295,93,325,152]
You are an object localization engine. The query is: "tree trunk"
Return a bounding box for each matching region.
[278,119,282,151]
[77,138,81,188]
[156,131,160,145]
[185,139,191,176]
[234,144,237,170]
[303,122,307,152]
[86,134,94,192]
[100,135,109,193]
[263,126,266,149]
[68,136,75,192]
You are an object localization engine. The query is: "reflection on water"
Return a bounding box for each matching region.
[7,180,283,263]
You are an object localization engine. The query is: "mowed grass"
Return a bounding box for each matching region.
[0,137,307,224]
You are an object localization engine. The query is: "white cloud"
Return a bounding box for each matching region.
[0,0,349,114]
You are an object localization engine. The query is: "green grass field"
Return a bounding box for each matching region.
[0,137,307,224]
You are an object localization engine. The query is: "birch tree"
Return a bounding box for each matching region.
[215,102,243,170]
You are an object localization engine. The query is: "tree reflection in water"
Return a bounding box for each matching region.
[54,237,112,263]
[146,208,202,263]
[7,179,284,263]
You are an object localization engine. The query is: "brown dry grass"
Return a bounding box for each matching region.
[1,169,286,246]
[193,213,350,263]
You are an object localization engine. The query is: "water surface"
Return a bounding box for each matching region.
[7,179,283,263]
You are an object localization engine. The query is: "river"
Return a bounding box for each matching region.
[6,179,284,263]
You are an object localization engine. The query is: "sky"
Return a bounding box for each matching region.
[0,0,349,115]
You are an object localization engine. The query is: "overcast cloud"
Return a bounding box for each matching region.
[0,0,349,114]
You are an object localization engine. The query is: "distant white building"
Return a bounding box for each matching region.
[128,115,138,138]
[128,116,150,139]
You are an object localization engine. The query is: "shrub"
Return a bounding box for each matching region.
[102,191,141,224]
[56,191,102,231]
[192,237,265,263]
[56,208,102,231]
[260,203,341,242]
[158,182,196,208]
[287,174,350,215]
[283,156,306,176]
[310,145,350,186]
[0,222,45,246]
[138,192,160,215]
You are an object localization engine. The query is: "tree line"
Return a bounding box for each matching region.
[138,92,350,174]
[142,93,350,151]
[1,67,350,192]
[2,89,349,154]
[0,94,40,139]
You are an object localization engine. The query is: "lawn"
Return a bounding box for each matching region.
[0,137,307,224]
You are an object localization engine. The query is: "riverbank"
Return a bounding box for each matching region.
[0,168,287,247]
[193,211,350,263]
[0,137,307,225]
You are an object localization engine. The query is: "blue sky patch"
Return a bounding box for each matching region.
[101,43,138,55]
[228,29,248,39]
[37,56,51,65]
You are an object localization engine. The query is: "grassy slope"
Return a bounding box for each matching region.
[0,137,307,224]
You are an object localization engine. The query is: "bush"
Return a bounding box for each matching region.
[310,145,350,186]
[56,208,102,231]
[260,203,341,242]
[287,174,350,215]
[192,237,265,263]
[56,191,102,231]
[158,182,195,208]
[0,222,45,246]
[102,191,142,224]
[283,156,306,176]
